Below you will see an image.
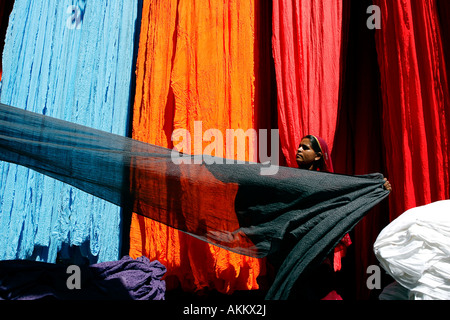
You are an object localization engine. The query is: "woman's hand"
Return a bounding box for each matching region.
[383,178,392,192]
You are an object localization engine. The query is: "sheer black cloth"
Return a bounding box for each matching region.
[0,103,389,299]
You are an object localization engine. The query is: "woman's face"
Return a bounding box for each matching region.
[296,138,321,169]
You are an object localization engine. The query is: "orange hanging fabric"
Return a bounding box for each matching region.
[129,0,264,294]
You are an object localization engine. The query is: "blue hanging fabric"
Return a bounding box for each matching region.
[0,0,139,263]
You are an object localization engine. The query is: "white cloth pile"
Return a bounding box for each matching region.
[374,200,450,300]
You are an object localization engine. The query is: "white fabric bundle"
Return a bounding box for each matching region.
[374,200,450,300]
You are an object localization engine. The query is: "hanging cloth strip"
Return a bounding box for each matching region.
[0,103,390,299]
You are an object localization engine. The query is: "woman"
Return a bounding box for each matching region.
[296,135,392,191]
[293,134,391,299]
[296,135,333,172]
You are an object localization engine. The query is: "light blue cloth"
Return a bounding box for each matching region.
[0,0,139,263]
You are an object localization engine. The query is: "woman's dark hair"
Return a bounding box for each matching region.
[303,135,326,171]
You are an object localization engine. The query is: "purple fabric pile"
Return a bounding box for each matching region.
[0,256,166,300]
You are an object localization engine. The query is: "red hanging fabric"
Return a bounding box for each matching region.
[272,0,344,168]
[374,0,450,221]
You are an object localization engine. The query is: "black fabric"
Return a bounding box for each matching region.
[0,103,390,299]
[209,164,389,299]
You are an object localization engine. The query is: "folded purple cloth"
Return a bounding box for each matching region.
[90,256,166,300]
[0,256,166,300]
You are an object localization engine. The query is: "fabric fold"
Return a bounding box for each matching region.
[128,0,265,295]
[374,200,450,300]
[0,103,390,299]
[0,255,166,300]
[0,0,140,263]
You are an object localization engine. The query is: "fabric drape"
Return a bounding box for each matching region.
[374,0,450,221]
[128,0,265,294]
[0,256,166,300]
[374,200,450,300]
[331,0,389,300]
[0,0,139,263]
[0,102,391,300]
[272,0,344,168]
